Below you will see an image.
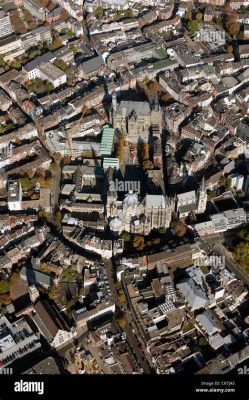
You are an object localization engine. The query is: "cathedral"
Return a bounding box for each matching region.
[106,177,207,235]
[106,190,175,236]
[112,94,162,142]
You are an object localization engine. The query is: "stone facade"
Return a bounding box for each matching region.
[106,191,174,235]
[112,95,162,142]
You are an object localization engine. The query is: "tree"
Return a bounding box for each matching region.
[70,45,78,55]
[142,76,150,85]
[12,60,21,69]
[0,294,11,306]
[36,168,46,179]
[147,81,160,93]
[66,299,75,310]
[133,236,145,250]
[62,266,78,282]
[27,170,35,179]
[53,59,68,72]
[225,12,240,36]
[94,6,104,19]
[176,223,187,237]
[82,105,91,115]
[161,93,172,102]
[40,263,52,274]
[28,49,41,59]
[142,143,149,161]
[38,210,49,220]
[237,228,249,240]
[20,177,32,190]
[195,12,203,22]
[48,284,58,299]
[54,152,62,162]
[66,31,74,39]
[233,237,249,277]
[10,272,20,285]
[216,15,223,30]
[0,280,10,295]
[184,7,192,22]
[62,155,71,165]
[126,8,134,18]
[188,20,199,33]
[121,231,131,241]
[54,211,62,229]
[198,337,208,347]
[70,352,75,363]
[143,160,154,170]
[50,37,63,50]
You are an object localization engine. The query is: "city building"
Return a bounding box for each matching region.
[23,0,46,20]
[8,181,22,211]
[229,173,244,191]
[0,8,13,39]
[0,314,41,369]
[21,27,52,50]
[23,56,67,88]
[112,96,162,142]
[177,179,207,218]
[107,191,175,235]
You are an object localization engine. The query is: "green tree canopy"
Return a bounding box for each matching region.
[188,20,199,33]
[0,280,10,295]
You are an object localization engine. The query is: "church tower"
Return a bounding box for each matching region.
[151,93,162,133]
[106,190,117,218]
[197,177,207,214]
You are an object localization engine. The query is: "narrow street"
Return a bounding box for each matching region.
[122,312,152,374]
[104,260,153,373]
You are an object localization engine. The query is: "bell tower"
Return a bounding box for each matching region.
[197,177,207,214]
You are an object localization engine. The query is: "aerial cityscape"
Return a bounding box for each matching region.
[1,0,249,380]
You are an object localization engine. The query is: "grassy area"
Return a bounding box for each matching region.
[61,266,78,282]
[20,177,33,190]
[182,322,194,333]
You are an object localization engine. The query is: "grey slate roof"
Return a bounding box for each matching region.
[176,278,208,311]
[23,356,60,374]
[80,55,104,75]
[23,52,55,72]
[20,266,53,288]
[116,100,151,116]
[196,310,219,336]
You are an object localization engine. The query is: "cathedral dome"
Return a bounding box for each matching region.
[123,191,138,210]
[110,217,123,233]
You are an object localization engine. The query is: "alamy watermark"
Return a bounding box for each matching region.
[14,380,44,395]
[0,143,13,157]
[237,365,249,374]
[109,179,140,194]
[194,255,225,269]
[194,28,225,45]
[0,367,13,374]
